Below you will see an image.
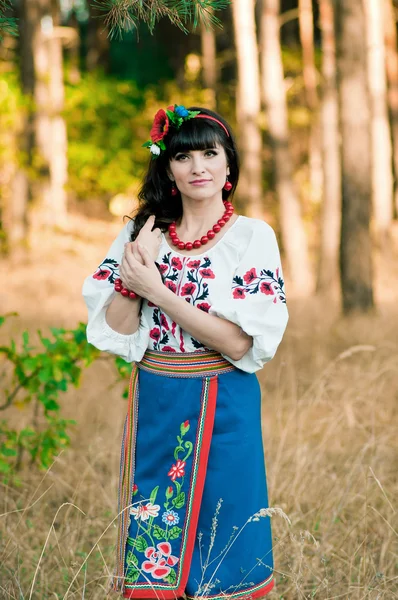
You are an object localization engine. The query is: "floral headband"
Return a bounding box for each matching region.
[143,104,230,158]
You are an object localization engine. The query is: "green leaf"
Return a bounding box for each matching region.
[149,485,159,504]
[142,141,152,148]
[1,447,17,457]
[172,492,185,509]
[131,536,148,552]
[153,524,166,540]
[126,550,138,566]
[164,568,177,584]
[168,526,182,540]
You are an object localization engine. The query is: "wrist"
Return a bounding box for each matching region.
[150,283,170,307]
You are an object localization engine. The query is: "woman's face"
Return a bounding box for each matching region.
[168,142,230,200]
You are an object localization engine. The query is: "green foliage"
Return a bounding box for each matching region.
[64,73,211,203]
[0,315,100,480]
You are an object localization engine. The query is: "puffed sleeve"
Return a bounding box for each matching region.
[82,219,151,363]
[208,220,288,373]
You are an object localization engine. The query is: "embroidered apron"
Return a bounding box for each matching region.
[112,349,274,599]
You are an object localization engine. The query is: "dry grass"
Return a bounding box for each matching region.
[1,214,398,599]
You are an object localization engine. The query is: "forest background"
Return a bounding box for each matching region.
[1,0,398,598]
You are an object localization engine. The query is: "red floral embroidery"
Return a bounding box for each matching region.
[260,281,275,295]
[160,314,169,330]
[150,328,161,341]
[199,268,215,279]
[233,266,286,303]
[93,268,111,280]
[233,288,246,299]
[168,459,186,481]
[187,259,201,269]
[162,346,176,352]
[158,264,168,275]
[197,302,211,312]
[181,282,196,296]
[243,268,257,284]
[165,281,177,293]
[171,256,183,270]
[92,258,119,283]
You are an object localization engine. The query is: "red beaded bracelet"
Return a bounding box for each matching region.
[114,278,139,300]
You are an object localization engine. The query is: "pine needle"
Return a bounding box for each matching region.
[90,0,229,38]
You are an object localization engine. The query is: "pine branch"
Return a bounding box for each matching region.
[91,0,229,38]
[0,0,18,41]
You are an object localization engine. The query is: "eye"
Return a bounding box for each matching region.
[205,150,218,157]
[175,153,189,161]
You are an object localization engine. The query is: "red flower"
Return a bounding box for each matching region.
[260,281,275,295]
[150,109,169,143]
[93,268,111,280]
[197,302,211,312]
[184,420,189,428]
[181,283,196,296]
[199,268,215,279]
[168,459,186,481]
[150,327,161,341]
[162,346,176,352]
[165,281,177,293]
[161,314,169,330]
[187,259,201,269]
[233,288,246,299]
[171,257,183,270]
[244,268,257,284]
[158,264,168,274]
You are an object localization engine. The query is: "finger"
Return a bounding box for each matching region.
[142,214,156,231]
[137,243,151,267]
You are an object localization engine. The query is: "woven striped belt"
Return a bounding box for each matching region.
[137,348,236,378]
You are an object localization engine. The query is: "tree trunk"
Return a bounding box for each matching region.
[316,0,341,293]
[335,0,374,312]
[364,0,393,240]
[86,0,110,71]
[383,0,398,218]
[201,16,217,109]
[260,0,313,294]
[231,0,264,218]
[48,0,68,227]
[298,0,323,206]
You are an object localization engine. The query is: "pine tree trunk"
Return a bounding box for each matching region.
[261,0,313,294]
[364,0,393,240]
[231,0,264,218]
[335,0,374,312]
[48,0,68,227]
[201,13,217,109]
[86,1,110,71]
[298,0,323,205]
[316,0,341,293]
[383,0,398,218]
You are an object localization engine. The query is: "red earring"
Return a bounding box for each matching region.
[223,177,233,191]
[171,184,178,196]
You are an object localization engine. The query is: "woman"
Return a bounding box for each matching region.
[82,105,288,600]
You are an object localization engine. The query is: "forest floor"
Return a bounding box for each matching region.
[1,212,398,599]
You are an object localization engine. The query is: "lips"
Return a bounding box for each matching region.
[190,179,212,184]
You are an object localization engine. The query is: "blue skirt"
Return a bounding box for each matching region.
[111,350,274,599]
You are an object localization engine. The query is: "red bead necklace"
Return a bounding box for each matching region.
[168,201,234,251]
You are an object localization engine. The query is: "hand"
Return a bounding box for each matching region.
[119,242,164,303]
[135,214,162,262]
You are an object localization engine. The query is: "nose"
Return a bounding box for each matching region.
[191,155,206,175]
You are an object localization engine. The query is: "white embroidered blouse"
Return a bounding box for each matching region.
[82,215,289,374]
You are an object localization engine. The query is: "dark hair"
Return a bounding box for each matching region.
[128,107,240,241]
